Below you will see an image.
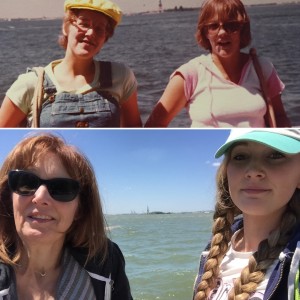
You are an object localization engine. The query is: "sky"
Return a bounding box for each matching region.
[0,129,230,215]
[0,0,298,19]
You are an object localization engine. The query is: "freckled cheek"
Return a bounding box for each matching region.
[227,165,240,182]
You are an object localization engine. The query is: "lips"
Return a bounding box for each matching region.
[81,39,95,47]
[217,40,231,47]
[241,188,271,194]
[28,213,54,222]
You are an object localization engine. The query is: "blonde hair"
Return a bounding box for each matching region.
[195,0,251,51]
[0,132,108,266]
[194,156,300,300]
[58,9,116,49]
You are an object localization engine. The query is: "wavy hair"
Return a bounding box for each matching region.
[195,0,251,51]
[194,154,300,300]
[58,9,116,49]
[0,132,108,266]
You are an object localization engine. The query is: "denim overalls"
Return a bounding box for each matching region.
[39,62,120,127]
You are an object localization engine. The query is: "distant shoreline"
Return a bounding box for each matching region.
[1,1,299,21]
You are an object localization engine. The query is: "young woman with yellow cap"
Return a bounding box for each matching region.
[193,129,300,300]
[0,0,142,128]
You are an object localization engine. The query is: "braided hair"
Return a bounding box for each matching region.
[194,156,300,300]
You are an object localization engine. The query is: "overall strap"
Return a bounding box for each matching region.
[99,61,112,88]
[31,66,45,128]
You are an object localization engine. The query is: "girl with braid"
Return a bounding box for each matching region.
[193,129,300,300]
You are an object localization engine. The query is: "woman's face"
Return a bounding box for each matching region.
[64,9,108,59]
[205,15,243,58]
[227,141,300,219]
[12,152,79,247]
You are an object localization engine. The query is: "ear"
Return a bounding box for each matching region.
[62,22,68,37]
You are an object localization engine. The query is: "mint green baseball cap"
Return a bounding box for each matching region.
[215,129,300,158]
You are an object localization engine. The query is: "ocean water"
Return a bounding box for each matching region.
[106,212,213,300]
[0,3,299,127]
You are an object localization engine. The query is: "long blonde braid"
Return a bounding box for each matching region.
[194,159,300,300]
[194,162,241,299]
[228,190,300,300]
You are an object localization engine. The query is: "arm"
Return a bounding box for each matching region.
[0,96,27,127]
[145,74,187,127]
[120,90,142,127]
[271,94,291,127]
[111,242,133,300]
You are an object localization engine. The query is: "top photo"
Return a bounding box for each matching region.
[0,0,299,128]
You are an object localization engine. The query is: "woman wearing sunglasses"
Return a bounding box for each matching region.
[0,0,141,128]
[0,133,132,299]
[193,129,300,300]
[145,0,290,128]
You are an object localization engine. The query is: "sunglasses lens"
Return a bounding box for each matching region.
[225,22,242,33]
[207,23,219,32]
[48,179,80,202]
[9,170,39,196]
[206,21,243,34]
[8,170,80,202]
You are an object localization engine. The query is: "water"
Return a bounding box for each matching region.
[106,212,213,300]
[0,4,299,127]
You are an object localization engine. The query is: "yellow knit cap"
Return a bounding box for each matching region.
[64,0,122,25]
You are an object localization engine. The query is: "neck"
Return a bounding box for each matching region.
[59,56,95,77]
[16,242,64,279]
[212,52,247,84]
[235,214,282,252]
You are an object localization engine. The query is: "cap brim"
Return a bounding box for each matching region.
[215,131,300,158]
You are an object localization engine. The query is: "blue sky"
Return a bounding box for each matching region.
[0,129,230,214]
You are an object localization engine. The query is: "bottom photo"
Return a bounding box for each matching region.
[0,128,299,300]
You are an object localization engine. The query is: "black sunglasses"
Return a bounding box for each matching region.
[8,170,80,202]
[205,21,244,35]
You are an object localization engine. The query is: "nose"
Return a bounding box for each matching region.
[85,27,96,37]
[244,161,265,179]
[32,185,52,205]
[217,24,227,34]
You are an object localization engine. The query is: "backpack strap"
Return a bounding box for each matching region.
[249,48,277,128]
[31,66,45,128]
[99,61,112,88]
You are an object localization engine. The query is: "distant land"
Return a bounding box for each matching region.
[0,0,300,20]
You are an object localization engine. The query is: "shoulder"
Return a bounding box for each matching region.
[97,60,135,78]
[6,70,39,112]
[180,54,210,69]
[68,240,125,276]
[9,71,38,90]
[0,263,12,290]
[251,55,276,78]
[173,54,211,77]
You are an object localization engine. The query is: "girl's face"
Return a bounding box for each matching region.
[12,152,79,248]
[64,9,108,59]
[205,15,243,58]
[227,142,300,219]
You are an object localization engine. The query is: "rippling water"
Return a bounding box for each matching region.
[106,212,213,300]
[0,4,299,126]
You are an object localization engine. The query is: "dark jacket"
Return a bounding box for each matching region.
[0,239,132,300]
[193,219,300,300]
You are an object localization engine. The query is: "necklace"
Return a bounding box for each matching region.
[37,271,47,277]
[16,264,47,277]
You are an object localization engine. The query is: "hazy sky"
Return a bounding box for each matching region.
[0,129,230,215]
[0,0,297,19]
